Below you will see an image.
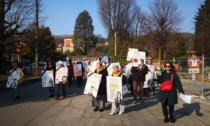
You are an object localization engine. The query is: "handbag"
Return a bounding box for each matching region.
[160,74,174,92]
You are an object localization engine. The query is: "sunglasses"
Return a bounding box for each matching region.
[165,65,171,68]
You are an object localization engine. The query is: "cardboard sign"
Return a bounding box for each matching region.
[107,76,123,103]
[55,67,68,84]
[101,56,109,63]
[6,71,20,88]
[74,64,82,77]
[84,73,102,98]
[132,51,146,67]
[42,71,54,87]
[127,48,138,61]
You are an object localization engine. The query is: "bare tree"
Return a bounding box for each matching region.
[148,0,182,62]
[0,0,36,57]
[98,0,139,56]
[133,8,149,36]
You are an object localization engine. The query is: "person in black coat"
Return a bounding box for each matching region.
[45,60,56,98]
[131,64,148,104]
[92,62,108,112]
[76,61,84,87]
[157,61,185,123]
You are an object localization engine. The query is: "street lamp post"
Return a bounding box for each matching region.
[114,32,117,56]
[35,0,39,75]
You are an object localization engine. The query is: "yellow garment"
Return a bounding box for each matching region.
[112,71,121,77]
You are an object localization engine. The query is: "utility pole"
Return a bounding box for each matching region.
[114,32,117,56]
[201,55,206,99]
[35,0,39,75]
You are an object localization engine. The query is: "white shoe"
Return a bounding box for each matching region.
[119,112,124,115]
[109,113,114,116]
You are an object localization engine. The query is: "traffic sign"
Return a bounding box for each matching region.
[188,56,201,68]
[188,68,200,73]
[192,74,196,81]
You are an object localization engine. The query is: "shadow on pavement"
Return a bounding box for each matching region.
[124,94,159,113]
[174,102,204,120]
[0,79,86,108]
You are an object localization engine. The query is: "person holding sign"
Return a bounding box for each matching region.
[157,62,185,123]
[45,60,56,98]
[8,62,24,100]
[131,63,148,104]
[109,65,127,115]
[92,62,108,112]
[55,61,67,99]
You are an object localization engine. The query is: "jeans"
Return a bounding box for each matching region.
[133,81,144,100]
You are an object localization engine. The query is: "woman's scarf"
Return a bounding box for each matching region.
[112,71,121,77]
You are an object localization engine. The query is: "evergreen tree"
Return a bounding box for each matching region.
[73,10,95,55]
[194,0,210,56]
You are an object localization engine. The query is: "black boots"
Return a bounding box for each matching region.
[169,115,175,123]
[164,115,175,123]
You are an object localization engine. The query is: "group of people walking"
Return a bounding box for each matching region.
[44,60,84,99]
[7,56,185,124]
[87,58,185,124]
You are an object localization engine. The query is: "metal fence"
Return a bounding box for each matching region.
[173,56,210,99]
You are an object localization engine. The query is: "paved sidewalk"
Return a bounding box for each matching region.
[0,78,210,126]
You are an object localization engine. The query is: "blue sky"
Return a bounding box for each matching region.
[43,0,204,37]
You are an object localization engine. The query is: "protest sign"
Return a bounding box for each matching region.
[90,60,99,73]
[42,71,54,87]
[125,62,132,78]
[84,73,102,98]
[55,67,68,84]
[101,56,109,63]
[56,61,67,69]
[107,76,123,103]
[74,64,82,77]
[127,48,138,61]
[6,71,20,88]
[132,51,146,67]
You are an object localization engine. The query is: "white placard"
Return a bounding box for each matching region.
[90,60,99,73]
[56,61,67,69]
[132,51,146,67]
[6,71,20,88]
[55,67,68,84]
[179,93,192,104]
[144,64,156,88]
[125,63,132,78]
[127,48,138,61]
[42,71,54,87]
[84,73,102,98]
[107,62,120,76]
[101,56,109,63]
[107,76,123,103]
